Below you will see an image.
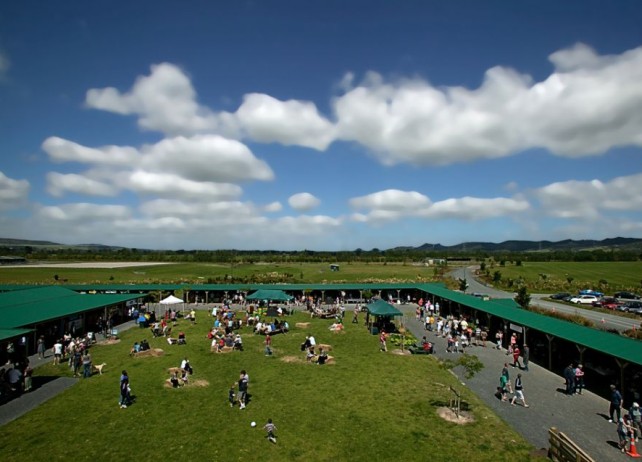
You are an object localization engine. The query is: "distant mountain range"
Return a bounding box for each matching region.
[1,237,642,253]
[394,237,642,253]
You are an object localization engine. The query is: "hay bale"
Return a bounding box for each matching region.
[317,344,332,351]
[96,339,121,345]
[325,356,335,365]
[295,322,311,328]
[192,379,210,387]
[167,367,183,375]
[135,348,165,358]
[280,356,303,364]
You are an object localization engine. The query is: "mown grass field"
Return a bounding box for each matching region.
[2,312,536,462]
[485,261,642,294]
[0,262,440,285]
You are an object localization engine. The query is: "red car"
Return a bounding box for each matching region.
[592,297,622,310]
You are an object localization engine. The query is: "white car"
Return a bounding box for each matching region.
[569,295,598,305]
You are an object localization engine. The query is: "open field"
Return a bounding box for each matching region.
[0,262,441,285]
[484,261,642,294]
[1,313,536,462]
[0,262,176,269]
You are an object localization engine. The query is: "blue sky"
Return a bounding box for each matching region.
[1,0,642,250]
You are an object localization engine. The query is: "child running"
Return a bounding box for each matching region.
[263,418,277,444]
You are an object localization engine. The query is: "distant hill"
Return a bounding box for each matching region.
[0,238,60,246]
[406,237,642,253]
[0,238,124,251]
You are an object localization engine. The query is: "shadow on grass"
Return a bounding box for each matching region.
[428,398,471,412]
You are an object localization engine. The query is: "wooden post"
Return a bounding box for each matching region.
[575,345,586,364]
[546,334,555,370]
[615,358,629,390]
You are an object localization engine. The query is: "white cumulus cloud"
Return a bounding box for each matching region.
[349,189,431,212]
[46,172,118,197]
[420,197,530,220]
[288,192,321,212]
[236,93,335,150]
[86,63,239,137]
[0,171,30,210]
[533,173,642,219]
[333,43,642,165]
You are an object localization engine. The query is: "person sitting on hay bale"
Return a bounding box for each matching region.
[140,339,150,351]
[329,321,344,332]
[129,343,140,356]
[306,347,316,363]
[317,348,328,365]
[170,371,181,388]
[234,334,244,351]
[178,331,186,345]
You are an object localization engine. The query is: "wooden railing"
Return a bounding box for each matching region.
[548,427,595,462]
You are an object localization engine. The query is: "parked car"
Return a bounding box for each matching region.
[614,291,640,300]
[562,295,574,302]
[618,301,642,314]
[579,289,603,297]
[592,297,622,310]
[570,295,599,305]
[550,292,571,300]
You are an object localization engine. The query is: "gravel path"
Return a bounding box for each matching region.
[401,307,629,461]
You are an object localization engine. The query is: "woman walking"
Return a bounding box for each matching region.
[37,336,46,360]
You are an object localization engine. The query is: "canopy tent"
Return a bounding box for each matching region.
[366,299,403,317]
[160,294,186,313]
[160,295,184,305]
[246,290,293,301]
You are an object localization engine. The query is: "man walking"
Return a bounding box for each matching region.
[609,384,624,423]
[237,372,249,409]
[564,364,575,396]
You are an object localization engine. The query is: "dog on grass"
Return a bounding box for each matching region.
[93,363,107,375]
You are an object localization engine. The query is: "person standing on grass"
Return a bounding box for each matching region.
[82,351,92,379]
[265,334,272,356]
[119,370,129,409]
[190,309,196,325]
[510,373,530,408]
[53,340,63,365]
[73,348,82,377]
[237,372,248,409]
[609,384,624,423]
[522,344,530,372]
[380,331,387,352]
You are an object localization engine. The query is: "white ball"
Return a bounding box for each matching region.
[251,421,256,427]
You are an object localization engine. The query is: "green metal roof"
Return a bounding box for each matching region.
[0,291,142,330]
[1,282,640,367]
[0,328,34,342]
[0,286,80,308]
[416,284,642,367]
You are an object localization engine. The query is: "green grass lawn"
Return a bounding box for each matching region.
[2,312,536,462]
[0,262,439,285]
[485,261,642,293]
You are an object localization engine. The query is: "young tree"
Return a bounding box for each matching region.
[493,270,502,283]
[515,286,531,308]
[480,261,486,272]
[458,278,469,293]
[440,353,485,380]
